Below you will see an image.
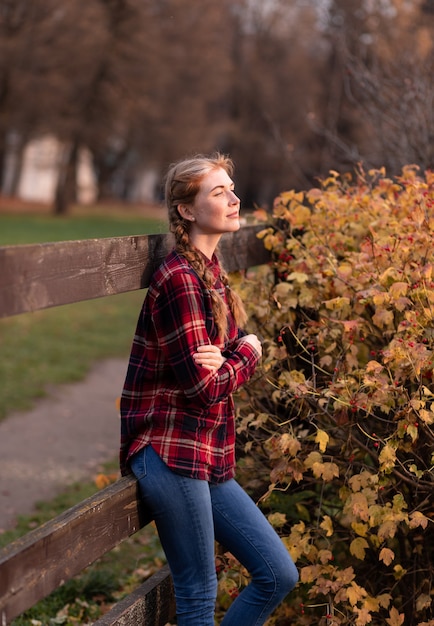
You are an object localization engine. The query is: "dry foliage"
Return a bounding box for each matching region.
[232,165,433,625]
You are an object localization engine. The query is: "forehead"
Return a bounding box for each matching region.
[200,167,233,192]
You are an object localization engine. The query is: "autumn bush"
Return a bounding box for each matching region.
[232,165,433,625]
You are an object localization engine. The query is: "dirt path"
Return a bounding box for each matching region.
[0,358,127,532]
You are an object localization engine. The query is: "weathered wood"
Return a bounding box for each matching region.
[93,564,175,626]
[0,225,270,318]
[0,476,151,624]
[0,233,171,319]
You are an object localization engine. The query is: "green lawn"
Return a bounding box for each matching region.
[0,210,167,245]
[0,210,167,420]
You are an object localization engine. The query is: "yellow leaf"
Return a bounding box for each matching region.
[386,606,405,626]
[278,433,302,457]
[288,369,306,384]
[274,282,293,297]
[324,296,351,311]
[350,537,369,560]
[364,595,380,611]
[378,520,398,541]
[268,512,287,528]
[408,511,429,530]
[287,271,309,283]
[379,444,397,472]
[388,282,409,299]
[349,470,378,492]
[315,429,329,452]
[320,515,334,537]
[419,408,434,425]
[337,263,353,279]
[377,593,392,609]
[318,550,334,565]
[304,451,322,468]
[292,204,311,227]
[379,547,395,566]
[372,307,394,329]
[407,424,419,442]
[312,461,339,481]
[347,581,367,606]
[351,522,369,537]
[300,564,321,584]
[349,492,370,521]
[365,359,384,374]
[355,606,371,624]
[373,292,391,306]
[393,564,407,580]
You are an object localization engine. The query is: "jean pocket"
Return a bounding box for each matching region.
[130,446,148,480]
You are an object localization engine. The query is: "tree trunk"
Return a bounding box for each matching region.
[54,138,79,215]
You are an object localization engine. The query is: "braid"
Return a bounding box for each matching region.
[173,215,230,338]
[218,268,248,330]
[165,152,247,339]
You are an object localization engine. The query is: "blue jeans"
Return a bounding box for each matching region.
[130,445,298,626]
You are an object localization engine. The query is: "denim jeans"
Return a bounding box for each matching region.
[130,445,298,626]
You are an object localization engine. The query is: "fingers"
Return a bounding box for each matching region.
[193,344,224,372]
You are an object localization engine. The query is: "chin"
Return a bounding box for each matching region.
[228,219,241,231]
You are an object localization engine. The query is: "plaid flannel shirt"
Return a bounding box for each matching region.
[120,250,260,482]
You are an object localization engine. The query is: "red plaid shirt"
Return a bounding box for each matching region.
[120,250,260,482]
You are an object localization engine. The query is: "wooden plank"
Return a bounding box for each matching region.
[0,476,151,624]
[93,564,175,626]
[218,225,271,273]
[0,225,270,318]
[0,233,172,319]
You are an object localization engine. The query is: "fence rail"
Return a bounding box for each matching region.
[0,225,269,318]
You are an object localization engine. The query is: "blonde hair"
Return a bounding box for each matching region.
[164,153,247,338]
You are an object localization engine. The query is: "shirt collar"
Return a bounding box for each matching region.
[196,248,221,282]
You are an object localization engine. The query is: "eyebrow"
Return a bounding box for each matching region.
[209,182,235,193]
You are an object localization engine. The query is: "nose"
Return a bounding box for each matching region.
[229,190,240,204]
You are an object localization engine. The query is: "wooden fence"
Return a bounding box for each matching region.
[0,225,270,625]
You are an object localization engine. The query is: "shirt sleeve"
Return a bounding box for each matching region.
[151,269,260,407]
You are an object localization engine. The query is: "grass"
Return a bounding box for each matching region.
[0,205,168,245]
[0,292,145,420]
[0,206,168,421]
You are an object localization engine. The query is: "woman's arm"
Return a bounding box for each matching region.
[152,270,261,406]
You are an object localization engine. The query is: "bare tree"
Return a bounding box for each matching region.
[1,0,433,211]
[310,0,434,175]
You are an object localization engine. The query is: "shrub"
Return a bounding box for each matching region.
[235,165,433,625]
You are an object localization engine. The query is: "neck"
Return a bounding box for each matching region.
[189,233,222,260]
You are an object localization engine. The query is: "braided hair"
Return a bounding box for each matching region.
[164,153,247,339]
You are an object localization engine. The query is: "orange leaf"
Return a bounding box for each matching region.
[386,607,405,626]
[379,547,395,566]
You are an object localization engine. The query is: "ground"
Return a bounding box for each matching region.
[0,358,127,531]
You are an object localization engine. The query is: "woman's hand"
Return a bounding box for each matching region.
[193,344,226,373]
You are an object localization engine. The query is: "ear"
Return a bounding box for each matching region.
[177,203,196,222]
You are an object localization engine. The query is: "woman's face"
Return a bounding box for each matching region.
[186,167,241,237]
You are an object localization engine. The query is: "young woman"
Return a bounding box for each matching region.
[120,153,298,625]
